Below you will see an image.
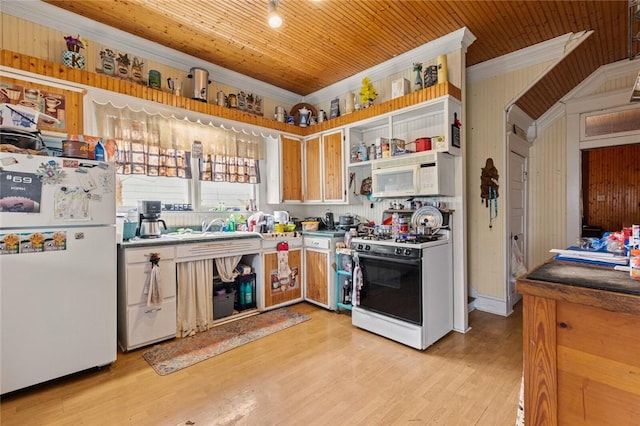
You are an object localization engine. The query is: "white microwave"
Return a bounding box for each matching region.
[371,152,454,198]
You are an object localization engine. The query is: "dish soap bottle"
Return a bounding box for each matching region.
[94,141,106,161]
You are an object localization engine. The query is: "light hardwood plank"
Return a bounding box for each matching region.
[1,303,523,425]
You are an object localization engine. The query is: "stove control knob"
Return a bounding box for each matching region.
[404,248,412,256]
[357,244,364,250]
[365,245,371,251]
[394,247,403,255]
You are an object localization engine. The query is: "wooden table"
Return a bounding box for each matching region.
[516,261,640,425]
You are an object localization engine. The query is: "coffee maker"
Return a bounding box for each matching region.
[137,200,167,238]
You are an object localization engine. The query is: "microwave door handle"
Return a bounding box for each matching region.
[357,252,422,266]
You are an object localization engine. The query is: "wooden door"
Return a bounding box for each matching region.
[262,249,302,308]
[304,136,322,202]
[323,130,344,202]
[304,249,328,305]
[281,136,303,202]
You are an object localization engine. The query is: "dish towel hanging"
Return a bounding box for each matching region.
[353,254,363,306]
[277,241,291,285]
[144,253,162,308]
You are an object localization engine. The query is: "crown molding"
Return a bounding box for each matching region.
[1,0,302,104]
[467,32,586,83]
[303,27,476,105]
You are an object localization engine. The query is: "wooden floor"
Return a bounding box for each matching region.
[1,303,523,426]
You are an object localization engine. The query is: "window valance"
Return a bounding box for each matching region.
[92,101,264,181]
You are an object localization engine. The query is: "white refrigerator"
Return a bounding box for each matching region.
[0,151,117,394]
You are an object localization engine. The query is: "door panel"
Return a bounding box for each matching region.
[304,249,328,305]
[304,136,322,202]
[281,136,303,202]
[323,131,344,201]
[262,249,302,308]
[509,151,526,308]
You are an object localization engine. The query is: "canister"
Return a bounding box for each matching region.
[148,70,161,88]
[415,137,432,152]
[368,144,376,160]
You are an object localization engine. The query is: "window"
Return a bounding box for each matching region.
[583,106,640,139]
[117,169,257,211]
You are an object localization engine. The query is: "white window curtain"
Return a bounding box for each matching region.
[92,101,263,181]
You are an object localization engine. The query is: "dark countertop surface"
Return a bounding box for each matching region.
[524,261,640,296]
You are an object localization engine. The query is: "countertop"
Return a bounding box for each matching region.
[119,229,345,249]
[523,260,640,296]
[119,231,261,248]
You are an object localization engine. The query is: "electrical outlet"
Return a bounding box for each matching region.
[596,195,606,202]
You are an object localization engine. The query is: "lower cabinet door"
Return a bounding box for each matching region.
[126,298,176,350]
[304,249,329,307]
[262,249,302,309]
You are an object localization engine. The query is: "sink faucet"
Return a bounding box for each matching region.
[202,218,225,233]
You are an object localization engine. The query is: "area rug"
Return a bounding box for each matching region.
[143,308,310,375]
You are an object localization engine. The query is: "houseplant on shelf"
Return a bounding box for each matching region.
[62,35,87,70]
[99,48,116,76]
[359,77,378,108]
[116,53,131,79]
[131,57,145,84]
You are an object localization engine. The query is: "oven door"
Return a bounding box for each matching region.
[357,252,422,325]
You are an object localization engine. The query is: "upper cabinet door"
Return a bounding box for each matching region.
[304,136,322,202]
[322,130,345,202]
[281,135,303,202]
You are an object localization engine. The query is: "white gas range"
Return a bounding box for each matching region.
[350,229,453,350]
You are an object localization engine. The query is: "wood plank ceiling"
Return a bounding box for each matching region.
[43,0,631,120]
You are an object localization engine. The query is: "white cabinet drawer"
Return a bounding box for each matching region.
[126,260,176,302]
[304,237,330,250]
[125,246,175,263]
[126,298,176,350]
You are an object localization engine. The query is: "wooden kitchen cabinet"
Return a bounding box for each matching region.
[304,135,322,202]
[281,135,303,201]
[303,235,340,310]
[303,130,345,203]
[322,130,344,202]
[117,245,177,351]
[516,262,640,425]
[266,135,303,203]
[261,244,302,310]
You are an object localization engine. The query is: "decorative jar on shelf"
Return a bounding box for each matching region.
[62,51,85,70]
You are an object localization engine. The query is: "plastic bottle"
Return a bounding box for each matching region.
[228,214,236,232]
[238,282,246,309]
[244,280,253,305]
[94,141,105,161]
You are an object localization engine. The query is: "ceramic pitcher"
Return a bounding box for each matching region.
[298,106,311,127]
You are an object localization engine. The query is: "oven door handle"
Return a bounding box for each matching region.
[357,252,422,266]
